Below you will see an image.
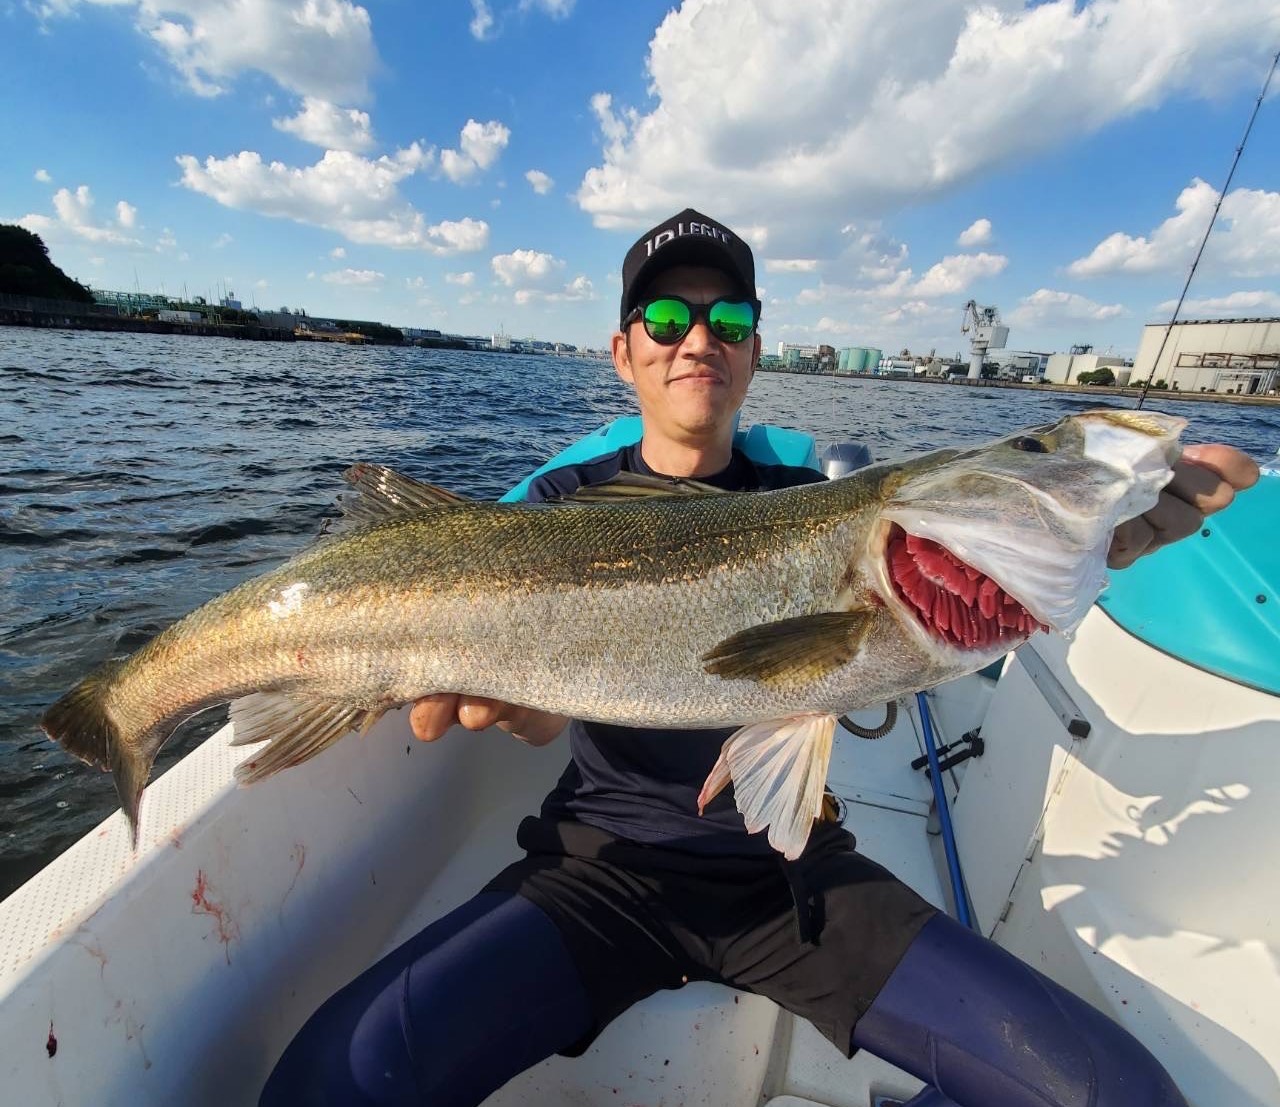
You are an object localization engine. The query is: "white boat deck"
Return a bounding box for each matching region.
[3,616,1276,1105]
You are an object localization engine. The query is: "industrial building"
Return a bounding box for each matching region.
[1128,318,1279,395]
[1044,347,1129,385]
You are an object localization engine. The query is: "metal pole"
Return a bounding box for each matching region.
[916,691,974,930]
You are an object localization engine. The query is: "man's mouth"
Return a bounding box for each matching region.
[885,524,1046,649]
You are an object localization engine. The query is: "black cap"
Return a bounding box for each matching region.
[619,208,757,327]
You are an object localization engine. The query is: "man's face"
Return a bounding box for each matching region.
[613,265,760,444]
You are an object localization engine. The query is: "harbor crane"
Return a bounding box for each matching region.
[960,300,1009,380]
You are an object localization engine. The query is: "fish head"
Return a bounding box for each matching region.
[870,409,1185,652]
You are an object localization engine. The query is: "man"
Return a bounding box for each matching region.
[261,209,1258,1107]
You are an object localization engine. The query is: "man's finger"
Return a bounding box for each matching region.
[457,696,504,731]
[1164,458,1235,516]
[1180,443,1261,498]
[1108,516,1156,570]
[1139,488,1204,547]
[409,694,460,742]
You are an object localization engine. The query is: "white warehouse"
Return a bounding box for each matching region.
[1128,318,1279,396]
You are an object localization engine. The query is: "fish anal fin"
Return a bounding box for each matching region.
[552,472,727,504]
[702,610,876,685]
[230,692,381,785]
[325,463,469,535]
[699,714,837,860]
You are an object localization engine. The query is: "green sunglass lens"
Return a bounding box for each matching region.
[708,301,755,343]
[643,299,692,340]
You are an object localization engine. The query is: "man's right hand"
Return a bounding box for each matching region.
[409,694,568,748]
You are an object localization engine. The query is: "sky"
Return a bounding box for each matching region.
[2,0,1278,358]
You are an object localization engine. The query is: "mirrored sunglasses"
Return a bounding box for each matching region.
[626,296,760,345]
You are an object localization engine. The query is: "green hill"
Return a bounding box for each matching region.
[0,225,95,303]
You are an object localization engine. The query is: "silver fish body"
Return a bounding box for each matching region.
[43,409,1185,856]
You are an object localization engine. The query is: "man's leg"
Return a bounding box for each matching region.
[853,912,1188,1107]
[259,890,591,1107]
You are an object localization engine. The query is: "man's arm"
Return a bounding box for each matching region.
[1108,443,1260,569]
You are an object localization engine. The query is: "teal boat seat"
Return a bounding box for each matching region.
[1097,467,1280,696]
[500,416,821,503]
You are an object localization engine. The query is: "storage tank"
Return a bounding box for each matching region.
[863,347,882,374]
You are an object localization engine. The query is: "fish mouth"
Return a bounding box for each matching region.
[884,523,1047,650]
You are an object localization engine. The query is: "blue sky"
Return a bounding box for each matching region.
[3,0,1278,357]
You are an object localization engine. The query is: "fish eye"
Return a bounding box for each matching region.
[1010,435,1048,453]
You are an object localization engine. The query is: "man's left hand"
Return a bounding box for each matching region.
[1108,443,1261,569]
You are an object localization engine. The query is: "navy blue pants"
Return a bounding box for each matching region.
[259,892,1185,1106]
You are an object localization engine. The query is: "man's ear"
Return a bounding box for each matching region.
[612,330,635,384]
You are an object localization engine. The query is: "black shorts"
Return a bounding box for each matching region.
[484,815,937,1057]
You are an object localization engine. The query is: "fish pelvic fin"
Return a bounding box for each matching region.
[324,463,470,535]
[699,714,837,860]
[701,609,876,685]
[41,661,158,847]
[230,692,381,785]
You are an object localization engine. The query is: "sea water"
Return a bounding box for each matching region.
[2,328,1276,896]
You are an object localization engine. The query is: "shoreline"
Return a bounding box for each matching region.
[757,368,1280,408]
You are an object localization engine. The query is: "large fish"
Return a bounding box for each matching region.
[43,409,1184,858]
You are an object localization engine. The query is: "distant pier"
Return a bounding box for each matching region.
[756,367,1280,407]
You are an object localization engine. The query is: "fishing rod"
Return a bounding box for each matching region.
[1136,47,1280,410]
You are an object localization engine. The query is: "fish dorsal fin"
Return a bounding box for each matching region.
[328,463,469,531]
[553,472,727,504]
[702,609,877,685]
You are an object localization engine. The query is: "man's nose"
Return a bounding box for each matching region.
[679,317,717,353]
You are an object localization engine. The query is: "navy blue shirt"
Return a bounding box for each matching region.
[525,442,826,856]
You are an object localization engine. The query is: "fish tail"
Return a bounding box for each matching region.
[41,661,158,846]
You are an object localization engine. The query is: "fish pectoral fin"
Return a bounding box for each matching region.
[701,610,876,684]
[551,472,727,503]
[229,692,380,784]
[699,714,837,860]
[325,463,469,534]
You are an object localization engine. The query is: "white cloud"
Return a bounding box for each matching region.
[45,0,380,103]
[213,232,233,247]
[576,0,1276,254]
[177,145,491,253]
[446,271,476,286]
[1155,290,1280,316]
[440,119,511,183]
[910,252,1007,297]
[469,0,494,39]
[322,267,384,285]
[34,168,52,183]
[490,249,592,303]
[492,248,563,287]
[519,0,575,17]
[16,184,143,246]
[765,259,820,273]
[525,169,554,195]
[330,246,346,258]
[516,274,595,304]
[1068,179,1280,278]
[957,218,991,247]
[274,96,375,152]
[1006,288,1127,327]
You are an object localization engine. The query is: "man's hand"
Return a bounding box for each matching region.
[1108,443,1260,569]
[409,694,568,747]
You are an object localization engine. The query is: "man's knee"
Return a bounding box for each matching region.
[855,913,1186,1107]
